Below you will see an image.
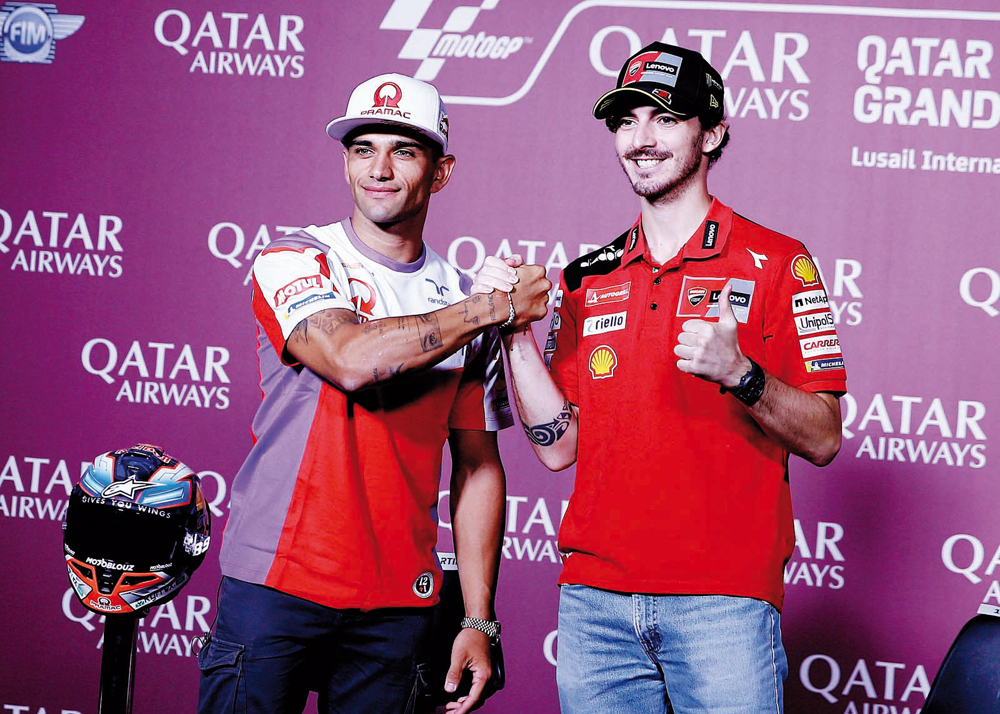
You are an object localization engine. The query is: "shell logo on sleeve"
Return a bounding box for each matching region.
[791,254,820,287]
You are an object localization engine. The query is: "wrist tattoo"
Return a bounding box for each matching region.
[523,403,572,446]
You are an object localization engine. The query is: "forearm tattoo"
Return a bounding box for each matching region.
[523,402,573,446]
[416,313,443,352]
[289,310,355,345]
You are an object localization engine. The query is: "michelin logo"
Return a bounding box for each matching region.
[0,2,83,64]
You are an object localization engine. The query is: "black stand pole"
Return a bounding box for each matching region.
[98,613,141,714]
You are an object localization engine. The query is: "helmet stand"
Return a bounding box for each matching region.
[98,612,142,714]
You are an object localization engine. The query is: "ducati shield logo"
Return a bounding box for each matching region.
[687,286,708,307]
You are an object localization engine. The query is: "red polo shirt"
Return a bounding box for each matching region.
[547,198,846,609]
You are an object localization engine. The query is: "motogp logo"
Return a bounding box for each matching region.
[373,81,402,108]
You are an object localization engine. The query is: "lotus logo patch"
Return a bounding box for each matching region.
[588,345,618,379]
[413,571,434,599]
[791,254,820,287]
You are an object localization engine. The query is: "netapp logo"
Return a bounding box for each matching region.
[583,311,627,337]
[791,289,830,314]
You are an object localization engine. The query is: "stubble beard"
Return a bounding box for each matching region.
[619,131,706,204]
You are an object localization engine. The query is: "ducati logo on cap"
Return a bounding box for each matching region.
[628,58,643,76]
[372,81,402,108]
[439,113,449,139]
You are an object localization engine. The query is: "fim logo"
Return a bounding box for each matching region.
[0,2,83,64]
[380,0,527,81]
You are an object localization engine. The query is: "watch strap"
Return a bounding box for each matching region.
[720,356,766,407]
[460,616,501,643]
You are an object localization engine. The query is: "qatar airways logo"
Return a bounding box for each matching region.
[0,208,124,278]
[63,588,215,658]
[81,338,232,410]
[154,10,305,78]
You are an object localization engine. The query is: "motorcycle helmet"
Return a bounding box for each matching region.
[63,444,211,615]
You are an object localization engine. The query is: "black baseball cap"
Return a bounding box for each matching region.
[593,42,725,125]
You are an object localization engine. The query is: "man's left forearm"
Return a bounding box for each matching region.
[448,430,506,619]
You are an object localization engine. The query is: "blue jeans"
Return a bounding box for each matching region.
[197,577,433,714]
[556,585,787,714]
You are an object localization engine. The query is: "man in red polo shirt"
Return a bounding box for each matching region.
[474,42,846,712]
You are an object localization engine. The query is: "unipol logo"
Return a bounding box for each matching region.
[379,0,529,82]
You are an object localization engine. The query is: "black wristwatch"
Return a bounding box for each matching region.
[461,617,502,644]
[720,356,765,407]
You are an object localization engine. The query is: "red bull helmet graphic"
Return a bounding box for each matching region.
[62,444,211,615]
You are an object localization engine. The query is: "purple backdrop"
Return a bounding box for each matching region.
[3,1,1000,712]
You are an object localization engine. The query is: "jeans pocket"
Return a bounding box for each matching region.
[197,637,247,714]
[198,636,245,672]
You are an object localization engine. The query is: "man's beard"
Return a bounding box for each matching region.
[618,131,705,203]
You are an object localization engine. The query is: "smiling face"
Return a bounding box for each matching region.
[613,105,718,203]
[342,130,453,229]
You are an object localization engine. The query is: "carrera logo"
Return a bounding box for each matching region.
[791,289,830,314]
[792,254,820,287]
[800,336,842,358]
[688,286,708,306]
[583,311,627,337]
[794,310,836,335]
[585,282,631,306]
[588,345,618,379]
[274,275,322,306]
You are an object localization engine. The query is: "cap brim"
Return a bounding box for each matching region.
[592,86,696,120]
[326,116,446,152]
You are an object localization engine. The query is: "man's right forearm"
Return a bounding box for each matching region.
[288,292,511,392]
[503,328,580,471]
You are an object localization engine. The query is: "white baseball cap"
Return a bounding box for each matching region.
[326,73,450,153]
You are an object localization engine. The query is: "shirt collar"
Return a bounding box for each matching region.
[621,197,735,269]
